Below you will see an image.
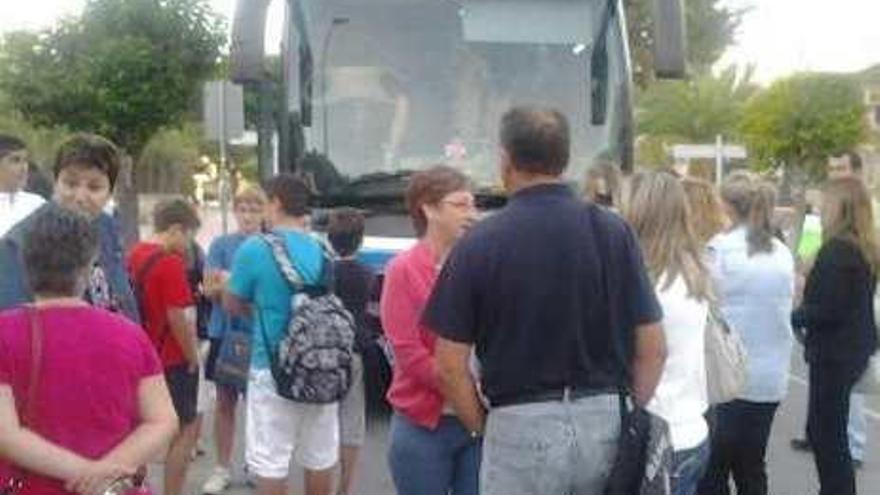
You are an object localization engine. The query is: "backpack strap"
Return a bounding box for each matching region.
[134,250,168,298]
[261,232,306,291]
[134,250,173,353]
[261,232,337,294]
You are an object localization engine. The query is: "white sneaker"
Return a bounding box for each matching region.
[202,466,232,494]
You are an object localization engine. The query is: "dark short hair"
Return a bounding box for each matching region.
[24,204,98,296]
[327,207,365,257]
[153,198,200,233]
[264,173,311,217]
[0,134,26,161]
[405,165,470,237]
[53,133,121,189]
[500,107,570,176]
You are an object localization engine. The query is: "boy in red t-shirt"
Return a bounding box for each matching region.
[127,198,201,495]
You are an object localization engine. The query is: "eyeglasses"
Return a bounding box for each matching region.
[440,199,477,211]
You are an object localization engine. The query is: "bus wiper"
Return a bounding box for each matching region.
[291,0,314,125]
[591,0,618,125]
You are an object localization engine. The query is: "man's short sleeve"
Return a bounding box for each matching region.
[228,238,261,302]
[156,256,194,309]
[422,240,480,344]
[619,225,662,326]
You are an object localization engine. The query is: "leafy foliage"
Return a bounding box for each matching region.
[638,66,757,143]
[0,0,225,155]
[740,73,866,179]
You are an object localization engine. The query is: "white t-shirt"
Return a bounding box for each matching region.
[647,274,710,452]
[0,191,45,237]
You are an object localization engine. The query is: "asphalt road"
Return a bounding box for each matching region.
[143,350,877,495]
[151,208,876,494]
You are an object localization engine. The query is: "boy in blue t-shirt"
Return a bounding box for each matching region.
[201,186,267,494]
[225,174,336,495]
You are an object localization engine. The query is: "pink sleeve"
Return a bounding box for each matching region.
[380,258,440,391]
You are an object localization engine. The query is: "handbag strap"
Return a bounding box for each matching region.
[22,306,44,429]
[582,204,633,421]
[133,250,174,355]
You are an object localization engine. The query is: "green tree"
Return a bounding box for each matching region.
[638,66,757,143]
[740,73,866,251]
[625,0,745,88]
[0,0,225,245]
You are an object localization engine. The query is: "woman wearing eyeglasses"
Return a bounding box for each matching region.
[380,165,481,495]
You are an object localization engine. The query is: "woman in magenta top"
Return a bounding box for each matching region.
[380,166,480,495]
[0,205,178,495]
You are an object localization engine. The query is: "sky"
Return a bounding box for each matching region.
[0,0,878,84]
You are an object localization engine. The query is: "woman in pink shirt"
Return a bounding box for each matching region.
[0,205,178,495]
[381,166,480,495]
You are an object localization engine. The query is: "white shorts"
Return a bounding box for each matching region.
[245,369,340,478]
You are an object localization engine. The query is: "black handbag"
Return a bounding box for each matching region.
[604,393,673,495]
[584,204,673,495]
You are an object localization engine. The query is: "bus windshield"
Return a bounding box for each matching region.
[292,0,632,187]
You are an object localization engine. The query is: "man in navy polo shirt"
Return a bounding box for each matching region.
[424,107,667,495]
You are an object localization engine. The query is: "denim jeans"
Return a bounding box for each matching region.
[848,393,867,461]
[480,394,619,495]
[388,413,481,495]
[671,440,710,495]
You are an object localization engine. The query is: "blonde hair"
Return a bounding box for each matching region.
[720,171,776,256]
[233,186,267,208]
[822,177,880,275]
[584,161,621,207]
[623,171,711,301]
[682,177,727,245]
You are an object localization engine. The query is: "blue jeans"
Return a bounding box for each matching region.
[388,413,481,495]
[671,440,710,495]
[848,393,867,461]
[480,394,619,495]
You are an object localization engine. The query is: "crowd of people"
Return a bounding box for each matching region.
[0,103,875,495]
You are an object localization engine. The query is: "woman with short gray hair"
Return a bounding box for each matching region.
[0,204,178,495]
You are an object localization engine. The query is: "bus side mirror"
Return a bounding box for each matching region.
[652,0,687,79]
[230,0,272,83]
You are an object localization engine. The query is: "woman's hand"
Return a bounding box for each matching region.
[65,459,134,495]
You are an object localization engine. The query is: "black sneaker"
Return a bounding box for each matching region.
[790,438,812,452]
